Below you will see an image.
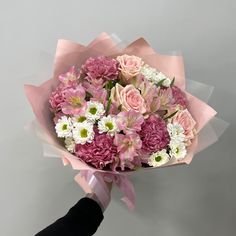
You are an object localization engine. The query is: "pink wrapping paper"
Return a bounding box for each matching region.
[24,32,217,210]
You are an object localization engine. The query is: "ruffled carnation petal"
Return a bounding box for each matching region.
[75,130,117,169]
[139,115,170,154]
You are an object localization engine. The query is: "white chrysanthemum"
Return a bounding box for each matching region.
[98,115,119,136]
[169,141,187,160]
[65,137,76,153]
[156,72,167,81]
[148,149,170,167]
[141,65,160,84]
[162,78,172,87]
[72,121,94,144]
[85,101,105,121]
[141,65,172,87]
[72,115,88,124]
[55,116,72,138]
[167,123,185,142]
[140,65,161,83]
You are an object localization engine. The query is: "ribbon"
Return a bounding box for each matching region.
[75,170,135,211]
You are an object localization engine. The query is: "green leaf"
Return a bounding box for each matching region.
[170,77,175,87]
[156,79,166,87]
[164,110,178,120]
[105,98,112,115]
[105,80,117,91]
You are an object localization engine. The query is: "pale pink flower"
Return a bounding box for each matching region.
[58,66,79,87]
[137,75,160,113]
[110,84,146,114]
[50,67,81,113]
[61,85,86,115]
[82,56,119,87]
[116,110,144,134]
[82,80,107,106]
[158,87,173,110]
[172,109,196,144]
[117,54,144,81]
[114,133,142,170]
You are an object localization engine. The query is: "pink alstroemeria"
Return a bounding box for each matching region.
[114,133,142,170]
[59,66,79,87]
[139,78,160,113]
[82,80,108,106]
[116,110,144,134]
[132,74,160,113]
[158,87,173,110]
[62,85,86,115]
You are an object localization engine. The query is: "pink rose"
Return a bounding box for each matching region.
[117,54,143,81]
[111,83,146,114]
[172,109,196,143]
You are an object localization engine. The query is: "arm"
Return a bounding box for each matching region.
[35,197,104,236]
[35,182,112,236]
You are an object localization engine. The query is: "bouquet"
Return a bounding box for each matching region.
[24,33,225,210]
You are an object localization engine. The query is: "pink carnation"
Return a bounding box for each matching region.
[171,86,187,108]
[53,111,64,124]
[139,115,170,154]
[75,130,117,170]
[49,85,66,113]
[82,56,118,86]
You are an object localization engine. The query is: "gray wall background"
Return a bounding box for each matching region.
[0,0,235,235]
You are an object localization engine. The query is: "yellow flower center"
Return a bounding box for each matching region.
[70,97,81,106]
[155,156,162,162]
[62,124,68,130]
[89,107,97,115]
[77,116,86,123]
[68,75,77,81]
[105,122,114,130]
[80,129,88,138]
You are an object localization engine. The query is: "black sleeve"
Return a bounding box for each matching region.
[35,197,104,236]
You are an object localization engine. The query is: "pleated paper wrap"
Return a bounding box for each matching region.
[24,33,227,211]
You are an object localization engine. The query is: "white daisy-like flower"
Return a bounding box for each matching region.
[98,115,119,136]
[169,141,187,160]
[141,65,160,84]
[148,149,170,167]
[85,101,105,121]
[156,72,167,81]
[167,123,185,142]
[72,121,94,144]
[162,78,172,87]
[141,65,172,87]
[55,116,73,138]
[72,115,88,124]
[65,137,76,153]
